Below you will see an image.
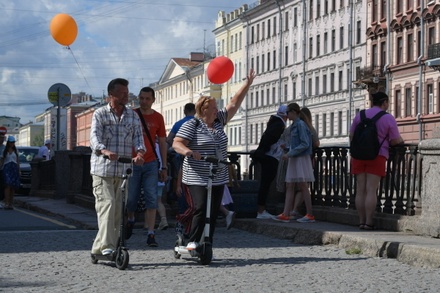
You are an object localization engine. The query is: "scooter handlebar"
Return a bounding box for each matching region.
[103,155,133,164]
[202,156,231,165]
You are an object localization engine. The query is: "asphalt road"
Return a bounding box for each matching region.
[1,219,440,292]
[0,207,77,231]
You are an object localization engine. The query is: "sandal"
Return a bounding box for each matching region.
[363,224,375,230]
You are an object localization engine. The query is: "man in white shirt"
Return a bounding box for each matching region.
[37,139,52,160]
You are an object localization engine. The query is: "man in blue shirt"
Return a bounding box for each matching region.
[166,103,195,147]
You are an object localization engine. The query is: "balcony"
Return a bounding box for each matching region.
[353,65,386,90]
[426,43,440,71]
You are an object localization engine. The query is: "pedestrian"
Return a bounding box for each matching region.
[0,126,7,203]
[166,103,196,219]
[276,106,320,219]
[274,103,315,223]
[172,69,255,250]
[37,139,52,160]
[252,104,288,219]
[350,92,403,230]
[89,78,146,256]
[1,136,20,210]
[125,86,167,248]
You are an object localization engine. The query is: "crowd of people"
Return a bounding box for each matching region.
[0,71,401,257]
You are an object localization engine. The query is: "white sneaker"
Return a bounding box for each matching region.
[256,210,274,219]
[158,219,169,230]
[186,242,198,251]
[226,211,235,230]
[101,248,113,256]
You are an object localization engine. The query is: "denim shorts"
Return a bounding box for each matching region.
[127,160,158,211]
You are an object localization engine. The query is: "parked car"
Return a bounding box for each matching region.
[16,146,40,194]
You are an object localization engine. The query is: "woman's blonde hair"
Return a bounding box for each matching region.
[195,96,214,118]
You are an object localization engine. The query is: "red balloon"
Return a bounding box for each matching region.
[207,56,234,84]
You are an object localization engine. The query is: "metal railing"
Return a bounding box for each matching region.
[228,144,421,216]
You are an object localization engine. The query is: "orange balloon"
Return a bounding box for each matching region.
[50,13,78,46]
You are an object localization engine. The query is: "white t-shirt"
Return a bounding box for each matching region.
[37,145,50,160]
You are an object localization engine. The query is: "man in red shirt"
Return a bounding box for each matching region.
[126,87,167,247]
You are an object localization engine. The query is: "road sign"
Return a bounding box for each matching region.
[48,83,71,107]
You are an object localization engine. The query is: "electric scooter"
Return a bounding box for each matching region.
[174,156,231,265]
[91,155,132,270]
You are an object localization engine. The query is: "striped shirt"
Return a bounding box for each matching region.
[90,104,145,177]
[176,108,229,186]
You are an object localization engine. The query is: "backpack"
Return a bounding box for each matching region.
[350,110,388,160]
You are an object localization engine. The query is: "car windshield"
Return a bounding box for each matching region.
[18,148,39,163]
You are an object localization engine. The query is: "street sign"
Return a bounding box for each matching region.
[48,83,71,107]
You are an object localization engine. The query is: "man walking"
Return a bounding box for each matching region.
[125,87,167,247]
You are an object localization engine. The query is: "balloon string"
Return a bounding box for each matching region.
[67,46,92,92]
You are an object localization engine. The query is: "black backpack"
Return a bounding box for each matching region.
[350,110,388,160]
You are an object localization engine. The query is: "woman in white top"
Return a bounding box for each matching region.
[2,136,20,209]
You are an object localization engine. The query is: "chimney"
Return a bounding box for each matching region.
[190,52,205,62]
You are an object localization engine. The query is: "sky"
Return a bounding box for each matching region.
[0,0,253,124]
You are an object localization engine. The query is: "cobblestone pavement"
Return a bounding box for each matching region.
[1,227,440,293]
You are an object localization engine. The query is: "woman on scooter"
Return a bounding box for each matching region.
[172,69,255,250]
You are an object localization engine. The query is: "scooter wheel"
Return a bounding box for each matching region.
[91,254,98,264]
[115,249,129,270]
[199,243,212,265]
[174,238,182,259]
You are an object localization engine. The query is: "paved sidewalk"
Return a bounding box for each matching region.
[12,196,440,269]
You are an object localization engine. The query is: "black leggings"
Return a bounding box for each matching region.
[257,155,279,207]
[187,184,224,244]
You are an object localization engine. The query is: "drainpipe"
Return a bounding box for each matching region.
[348,0,354,126]
[302,0,307,107]
[384,0,391,94]
[275,0,283,105]
[242,12,251,154]
[417,0,425,142]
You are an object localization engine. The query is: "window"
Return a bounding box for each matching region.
[330,72,335,92]
[267,88,270,105]
[332,0,336,12]
[397,37,403,64]
[267,19,271,38]
[428,27,436,46]
[407,33,413,62]
[331,29,336,51]
[267,52,271,71]
[428,84,433,114]
[261,90,264,105]
[309,37,313,58]
[273,50,277,69]
[338,70,343,91]
[356,20,361,44]
[273,17,277,36]
[338,111,343,135]
[256,24,260,42]
[272,87,276,104]
[330,112,334,136]
[251,27,254,44]
[250,124,253,144]
[251,58,254,72]
[256,56,260,74]
[395,90,402,118]
[405,87,412,117]
[285,46,289,66]
[308,77,313,96]
[317,0,321,18]
[315,114,320,137]
[292,82,296,100]
[372,44,378,67]
[317,35,321,56]
[284,84,288,102]
[239,32,242,49]
[315,76,320,95]
[294,8,297,27]
[339,27,344,49]
[340,0,344,8]
[324,33,328,54]
[250,92,254,108]
[262,22,265,40]
[310,0,314,19]
[256,91,259,108]
[230,35,234,53]
[285,11,289,31]
[325,0,329,14]
[293,43,297,62]
[397,0,403,13]
[323,113,327,137]
[323,74,327,93]
[380,41,386,68]
[262,53,265,72]
[381,0,386,19]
